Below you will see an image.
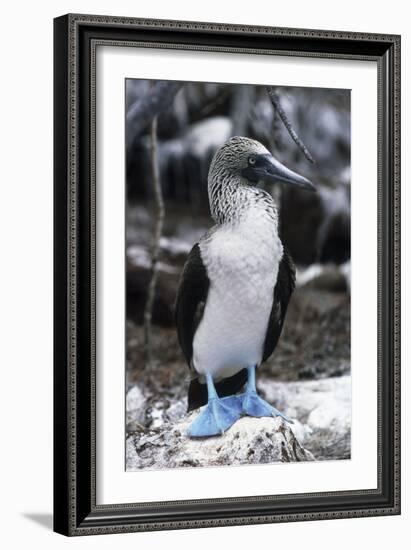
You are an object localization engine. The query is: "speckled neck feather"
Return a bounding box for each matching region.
[207,136,279,228]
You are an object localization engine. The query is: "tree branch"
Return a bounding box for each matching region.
[143,116,165,369]
[126,81,183,151]
[267,86,315,164]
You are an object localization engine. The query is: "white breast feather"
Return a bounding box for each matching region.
[192,206,283,381]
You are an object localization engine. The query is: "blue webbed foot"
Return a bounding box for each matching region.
[187,396,242,438]
[240,391,293,424]
[220,394,243,414]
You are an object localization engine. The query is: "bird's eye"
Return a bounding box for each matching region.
[248,156,256,165]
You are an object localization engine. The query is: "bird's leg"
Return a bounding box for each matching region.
[240,366,293,423]
[187,373,242,438]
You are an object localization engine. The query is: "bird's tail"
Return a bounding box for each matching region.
[187,369,248,412]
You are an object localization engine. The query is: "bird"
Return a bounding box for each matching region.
[175,136,315,438]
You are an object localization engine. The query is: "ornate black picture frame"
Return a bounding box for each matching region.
[53,14,401,536]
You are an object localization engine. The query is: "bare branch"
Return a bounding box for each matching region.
[267,86,315,164]
[126,81,183,150]
[143,116,165,369]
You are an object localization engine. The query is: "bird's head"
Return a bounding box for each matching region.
[210,136,315,191]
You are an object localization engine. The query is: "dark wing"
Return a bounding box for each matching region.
[175,242,248,411]
[174,243,210,368]
[262,247,296,363]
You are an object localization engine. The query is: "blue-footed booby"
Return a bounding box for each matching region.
[175,136,315,437]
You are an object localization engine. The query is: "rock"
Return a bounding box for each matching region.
[125,375,351,469]
[297,263,348,293]
[261,375,351,460]
[127,115,232,204]
[265,285,350,381]
[125,207,210,326]
[340,260,351,294]
[126,259,180,326]
[280,183,350,266]
[127,415,314,470]
[126,385,147,431]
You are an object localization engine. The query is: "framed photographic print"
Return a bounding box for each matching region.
[53,14,401,536]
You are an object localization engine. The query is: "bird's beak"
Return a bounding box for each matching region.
[263,154,316,191]
[243,153,316,191]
